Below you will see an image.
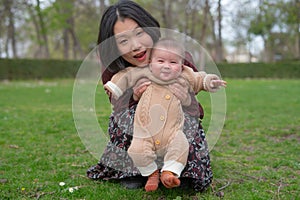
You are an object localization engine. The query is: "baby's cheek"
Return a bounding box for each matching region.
[174,66,182,74]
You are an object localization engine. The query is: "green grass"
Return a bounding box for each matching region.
[1,79,299,199]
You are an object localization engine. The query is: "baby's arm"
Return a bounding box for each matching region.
[104,69,129,99]
[104,67,150,99]
[202,74,227,92]
[182,66,226,93]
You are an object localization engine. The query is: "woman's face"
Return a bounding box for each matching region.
[114,18,154,67]
[149,47,183,81]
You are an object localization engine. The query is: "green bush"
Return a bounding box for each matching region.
[0,58,299,80]
[217,62,300,78]
[0,58,81,80]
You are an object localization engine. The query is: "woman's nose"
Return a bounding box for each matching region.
[131,39,142,51]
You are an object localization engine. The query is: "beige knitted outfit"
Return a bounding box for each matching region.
[104,65,220,177]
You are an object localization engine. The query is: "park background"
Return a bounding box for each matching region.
[1,0,299,199]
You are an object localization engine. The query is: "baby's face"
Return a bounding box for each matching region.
[149,47,182,81]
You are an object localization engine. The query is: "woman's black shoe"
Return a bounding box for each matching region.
[120,176,147,189]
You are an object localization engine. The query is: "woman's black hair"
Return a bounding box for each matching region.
[98,0,161,73]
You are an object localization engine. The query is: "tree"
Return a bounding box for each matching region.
[36,0,50,58]
[159,0,173,29]
[2,0,17,58]
[57,0,83,59]
[215,0,223,62]
[1,0,297,62]
[284,0,300,59]
[247,0,300,61]
[99,0,106,15]
[22,0,52,58]
[250,1,278,61]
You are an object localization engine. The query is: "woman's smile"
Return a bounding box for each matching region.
[114,18,153,67]
[134,51,147,62]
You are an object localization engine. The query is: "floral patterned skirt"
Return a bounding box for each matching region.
[87,105,213,192]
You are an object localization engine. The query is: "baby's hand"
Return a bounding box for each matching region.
[210,79,227,89]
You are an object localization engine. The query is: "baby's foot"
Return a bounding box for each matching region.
[160,171,180,188]
[145,170,160,192]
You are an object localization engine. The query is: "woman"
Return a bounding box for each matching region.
[87,0,213,192]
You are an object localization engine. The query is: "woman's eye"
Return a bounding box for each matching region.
[119,39,128,45]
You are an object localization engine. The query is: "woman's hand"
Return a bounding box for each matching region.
[133,78,151,101]
[168,78,191,106]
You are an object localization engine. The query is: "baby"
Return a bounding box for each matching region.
[104,38,226,192]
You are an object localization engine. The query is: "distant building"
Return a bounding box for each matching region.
[225,49,258,63]
[264,32,299,62]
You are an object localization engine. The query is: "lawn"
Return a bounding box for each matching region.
[0,79,299,200]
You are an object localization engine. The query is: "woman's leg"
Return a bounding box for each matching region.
[180,113,213,192]
[87,106,146,188]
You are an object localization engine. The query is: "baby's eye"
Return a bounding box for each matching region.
[137,31,143,36]
[136,29,144,37]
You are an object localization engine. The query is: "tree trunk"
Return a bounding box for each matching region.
[36,0,50,58]
[190,9,197,38]
[4,35,9,58]
[0,26,2,57]
[297,27,300,59]
[8,6,17,57]
[215,0,223,62]
[199,0,209,43]
[63,29,69,59]
[60,0,83,59]
[184,5,189,35]
[198,0,210,70]
[3,0,17,58]
[159,0,173,28]
[263,37,272,62]
[209,8,217,61]
[67,17,84,59]
[26,2,43,58]
[296,0,300,59]
[99,0,106,15]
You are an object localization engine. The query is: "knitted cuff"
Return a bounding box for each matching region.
[203,74,220,92]
[104,81,123,99]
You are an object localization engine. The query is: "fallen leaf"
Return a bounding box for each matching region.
[0,179,8,183]
[9,145,19,149]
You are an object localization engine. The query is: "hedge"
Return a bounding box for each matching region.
[0,58,81,80]
[217,62,300,79]
[0,58,299,80]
